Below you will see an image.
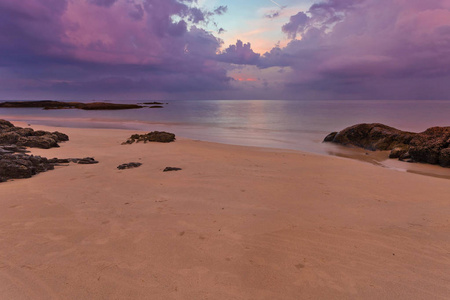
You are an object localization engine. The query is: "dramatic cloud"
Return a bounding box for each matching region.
[218,40,260,65]
[259,0,450,99]
[0,0,230,99]
[281,12,309,39]
[0,0,449,100]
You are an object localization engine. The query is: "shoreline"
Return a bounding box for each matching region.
[1,124,450,299]
[4,118,449,180]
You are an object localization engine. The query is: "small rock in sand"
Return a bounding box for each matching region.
[163,167,182,172]
[117,162,142,170]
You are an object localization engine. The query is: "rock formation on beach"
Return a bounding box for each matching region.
[163,167,182,172]
[0,119,68,148]
[324,123,450,167]
[122,131,176,144]
[0,119,98,182]
[117,162,142,170]
[0,100,143,110]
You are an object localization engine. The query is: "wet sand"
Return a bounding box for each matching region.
[1,124,450,299]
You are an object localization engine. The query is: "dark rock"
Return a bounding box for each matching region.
[163,167,182,172]
[0,100,143,110]
[323,132,337,142]
[122,131,176,144]
[439,148,450,167]
[52,131,69,141]
[389,146,409,159]
[117,162,142,170]
[0,119,69,149]
[0,119,99,182]
[17,135,59,149]
[142,102,164,105]
[324,123,414,151]
[408,127,450,166]
[74,157,99,164]
[0,153,54,182]
[79,102,142,110]
[399,152,412,161]
[324,123,450,167]
[0,132,21,144]
[47,158,71,164]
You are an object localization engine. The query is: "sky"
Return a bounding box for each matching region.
[0,0,449,101]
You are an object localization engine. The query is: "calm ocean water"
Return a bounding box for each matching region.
[1,100,449,173]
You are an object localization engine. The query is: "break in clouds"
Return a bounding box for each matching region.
[0,0,449,100]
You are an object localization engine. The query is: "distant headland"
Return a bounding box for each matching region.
[0,100,156,110]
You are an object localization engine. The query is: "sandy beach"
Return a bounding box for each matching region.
[1,123,450,299]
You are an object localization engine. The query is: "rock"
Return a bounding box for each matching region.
[142,102,164,105]
[47,158,71,164]
[0,132,21,144]
[163,167,182,172]
[0,119,69,149]
[323,132,337,142]
[324,123,450,167]
[117,162,142,170]
[78,102,142,110]
[439,148,450,167]
[408,127,450,166]
[0,119,99,182]
[325,123,414,151]
[74,157,99,164]
[0,153,54,182]
[389,146,409,159]
[0,100,143,110]
[17,135,59,149]
[122,131,176,144]
[52,131,69,141]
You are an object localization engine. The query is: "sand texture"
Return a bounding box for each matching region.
[1,124,450,299]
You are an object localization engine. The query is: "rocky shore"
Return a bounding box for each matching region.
[0,120,68,181]
[324,123,450,167]
[0,119,99,182]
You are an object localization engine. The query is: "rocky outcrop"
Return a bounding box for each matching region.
[0,153,55,182]
[122,131,176,144]
[0,119,98,182]
[324,123,450,167]
[0,120,68,149]
[117,162,142,170]
[0,100,143,110]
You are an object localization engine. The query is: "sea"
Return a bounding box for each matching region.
[1,99,449,178]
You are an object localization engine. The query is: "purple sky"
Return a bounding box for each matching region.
[0,0,449,100]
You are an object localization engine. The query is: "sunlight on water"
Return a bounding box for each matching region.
[1,99,449,177]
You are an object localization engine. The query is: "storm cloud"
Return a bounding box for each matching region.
[260,0,450,99]
[0,0,230,99]
[0,0,449,100]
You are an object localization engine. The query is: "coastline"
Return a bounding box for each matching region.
[3,115,449,179]
[1,123,450,299]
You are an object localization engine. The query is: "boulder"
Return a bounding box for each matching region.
[0,153,54,182]
[17,136,59,149]
[122,131,176,144]
[0,119,68,149]
[324,123,450,167]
